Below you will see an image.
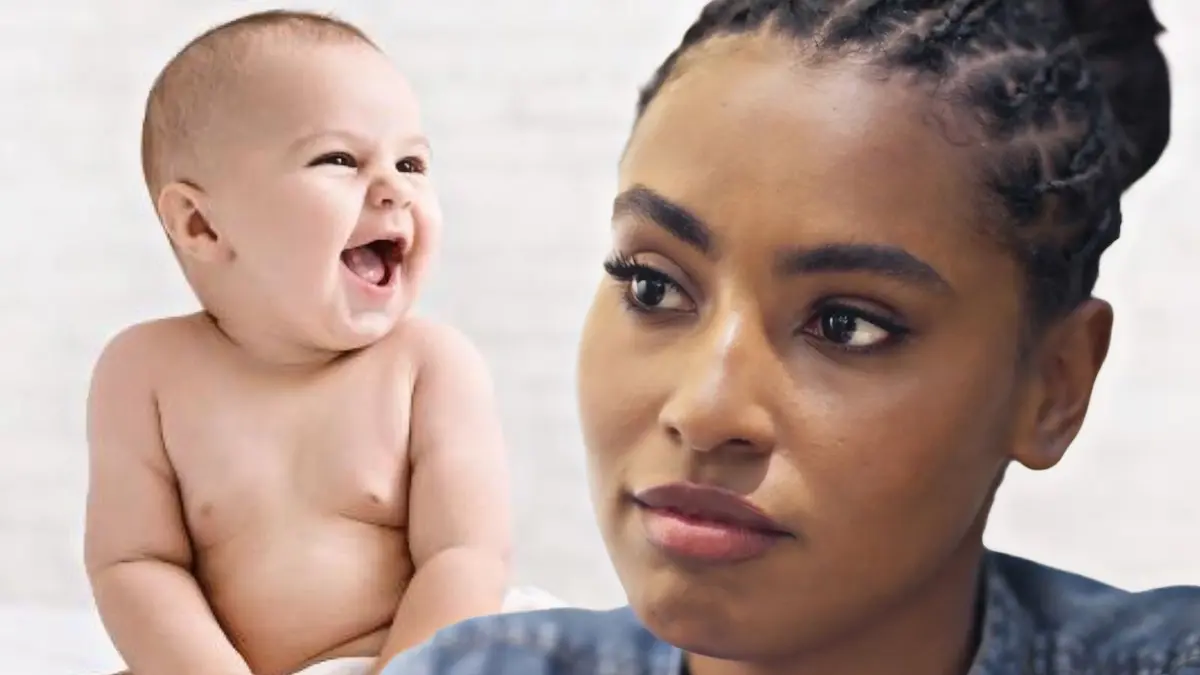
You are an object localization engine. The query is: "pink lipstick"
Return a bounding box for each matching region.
[633,482,793,564]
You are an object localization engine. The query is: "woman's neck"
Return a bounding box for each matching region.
[685,540,987,675]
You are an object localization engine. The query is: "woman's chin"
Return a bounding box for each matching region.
[628,573,769,661]
[647,612,767,663]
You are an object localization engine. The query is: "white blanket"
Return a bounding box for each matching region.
[293,656,375,675]
[0,587,567,675]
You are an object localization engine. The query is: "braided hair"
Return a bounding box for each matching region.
[634,0,1171,327]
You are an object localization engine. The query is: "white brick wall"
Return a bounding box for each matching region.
[0,0,1196,611]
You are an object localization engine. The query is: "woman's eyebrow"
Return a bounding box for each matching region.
[612,184,713,255]
[612,185,951,293]
[776,243,952,293]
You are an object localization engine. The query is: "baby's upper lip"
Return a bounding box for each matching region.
[344,224,411,252]
[632,482,791,535]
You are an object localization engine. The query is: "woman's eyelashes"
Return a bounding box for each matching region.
[603,253,694,315]
[307,150,428,174]
[601,252,911,353]
[797,302,910,354]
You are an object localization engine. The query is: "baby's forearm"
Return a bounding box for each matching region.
[372,547,508,671]
[91,559,252,675]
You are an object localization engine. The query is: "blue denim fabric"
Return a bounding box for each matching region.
[381,551,1200,674]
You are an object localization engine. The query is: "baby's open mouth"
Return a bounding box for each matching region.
[341,238,402,287]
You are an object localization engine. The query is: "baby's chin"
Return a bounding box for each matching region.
[328,309,408,351]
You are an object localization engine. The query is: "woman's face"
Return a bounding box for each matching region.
[578,36,1107,664]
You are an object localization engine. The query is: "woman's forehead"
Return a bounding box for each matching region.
[619,39,991,260]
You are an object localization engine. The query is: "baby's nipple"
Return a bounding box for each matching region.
[342,245,387,285]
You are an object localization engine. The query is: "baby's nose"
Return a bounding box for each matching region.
[369,174,415,210]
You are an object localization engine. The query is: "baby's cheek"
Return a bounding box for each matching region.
[414,187,443,233]
[411,195,443,264]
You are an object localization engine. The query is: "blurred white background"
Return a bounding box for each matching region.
[0,1,1196,672]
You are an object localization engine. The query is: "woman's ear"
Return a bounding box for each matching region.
[157,181,233,263]
[1009,299,1113,471]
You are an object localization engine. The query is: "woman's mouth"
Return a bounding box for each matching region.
[632,482,794,565]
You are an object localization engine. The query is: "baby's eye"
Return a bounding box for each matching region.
[309,151,357,168]
[396,156,427,174]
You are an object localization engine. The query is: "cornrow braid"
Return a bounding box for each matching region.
[818,0,939,47]
[633,0,1170,327]
[925,0,995,44]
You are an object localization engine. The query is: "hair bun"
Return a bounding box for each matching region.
[1061,0,1172,191]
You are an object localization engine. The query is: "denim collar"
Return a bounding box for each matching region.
[967,551,1036,674]
[659,551,1035,675]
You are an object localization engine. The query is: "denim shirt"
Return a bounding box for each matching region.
[382,551,1200,674]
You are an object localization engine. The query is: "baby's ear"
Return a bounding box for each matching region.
[156,181,232,263]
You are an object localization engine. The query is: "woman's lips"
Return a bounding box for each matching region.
[632,482,793,564]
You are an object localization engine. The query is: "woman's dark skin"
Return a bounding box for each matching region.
[577,33,1113,675]
[375,2,1173,674]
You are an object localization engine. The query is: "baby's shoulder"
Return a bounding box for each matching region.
[381,607,679,675]
[388,316,482,360]
[384,316,491,380]
[92,313,210,379]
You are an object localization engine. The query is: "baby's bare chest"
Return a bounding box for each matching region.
[157,354,416,546]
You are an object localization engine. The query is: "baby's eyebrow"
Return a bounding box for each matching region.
[291,128,358,149]
[287,129,431,154]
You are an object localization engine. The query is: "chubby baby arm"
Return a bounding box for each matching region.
[372,320,512,669]
[84,326,252,675]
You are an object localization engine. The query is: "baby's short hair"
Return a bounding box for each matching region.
[140,10,376,201]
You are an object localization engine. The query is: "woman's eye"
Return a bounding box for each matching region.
[603,256,693,314]
[805,306,895,350]
[627,274,691,312]
[310,151,357,168]
[396,157,427,174]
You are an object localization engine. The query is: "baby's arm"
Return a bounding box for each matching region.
[84,326,252,675]
[372,321,512,671]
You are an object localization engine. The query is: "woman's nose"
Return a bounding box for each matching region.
[657,311,777,457]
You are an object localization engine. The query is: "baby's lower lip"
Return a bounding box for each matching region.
[341,261,400,293]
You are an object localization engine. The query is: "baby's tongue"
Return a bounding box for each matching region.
[342,245,386,285]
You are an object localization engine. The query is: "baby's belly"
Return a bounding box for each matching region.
[197,516,413,675]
